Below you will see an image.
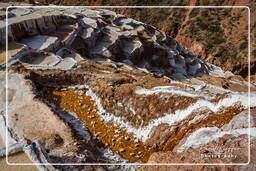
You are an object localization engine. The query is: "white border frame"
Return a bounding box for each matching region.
[5,5,251,166]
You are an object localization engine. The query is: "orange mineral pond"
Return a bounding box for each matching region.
[47,88,151,163]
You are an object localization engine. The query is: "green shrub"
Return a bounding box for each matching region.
[240,42,248,50]
[205,42,214,54]
[222,9,231,17]
[190,9,199,18]
[198,21,208,30]
[201,10,208,17]
[215,48,227,57]
[252,50,256,56]
[171,22,181,31]
[213,37,225,44]
[208,25,221,32]
[188,23,200,35]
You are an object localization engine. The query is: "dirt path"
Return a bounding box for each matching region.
[0,137,4,148]
[176,0,196,36]
[0,153,38,171]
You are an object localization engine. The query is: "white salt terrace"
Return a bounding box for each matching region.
[55,57,76,70]
[99,9,118,18]
[177,127,256,152]
[122,39,143,57]
[81,27,94,39]
[116,17,144,30]
[81,9,101,18]
[19,52,61,67]
[81,17,98,29]
[10,8,33,17]
[1,7,213,81]
[56,47,84,62]
[19,35,60,52]
[134,86,212,99]
[19,51,77,70]
[47,24,78,46]
[170,79,233,94]
[72,85,256,142]
[91,41,112,58]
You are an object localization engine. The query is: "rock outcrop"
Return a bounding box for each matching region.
[24,0,256,82]
[1,6,212,80]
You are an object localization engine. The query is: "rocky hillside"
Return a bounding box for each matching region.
[0,3,256,171]
[5,0,254,81]
[114,0,255,78]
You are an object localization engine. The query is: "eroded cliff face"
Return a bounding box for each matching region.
[120,0,255,81]
[0,3,256,171]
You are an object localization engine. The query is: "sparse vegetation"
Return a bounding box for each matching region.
[252,50,256,57]
[240,42,248,50]
[198,20,208,30]
[189,9,199,18]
